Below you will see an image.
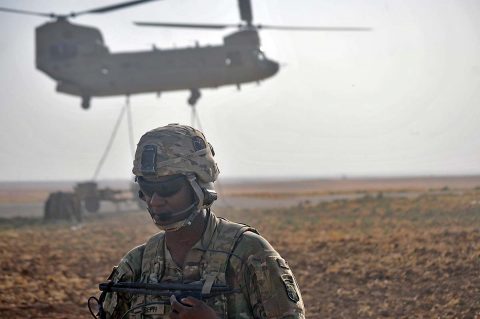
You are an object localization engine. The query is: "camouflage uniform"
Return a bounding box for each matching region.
[103,211,305,319]
[102,124,305,318]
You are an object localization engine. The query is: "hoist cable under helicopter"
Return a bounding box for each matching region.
[125,96,135,158]
[91,97,135,181]
[190,104,204,132]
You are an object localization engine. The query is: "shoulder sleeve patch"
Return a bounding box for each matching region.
[281,274,300,303]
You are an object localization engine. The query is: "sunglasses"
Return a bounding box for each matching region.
[137,175,188,198]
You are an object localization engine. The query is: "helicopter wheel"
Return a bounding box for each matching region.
[187,89,201,106]
[81,96,91,110]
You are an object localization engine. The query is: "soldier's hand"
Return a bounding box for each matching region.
[169,295,219,319]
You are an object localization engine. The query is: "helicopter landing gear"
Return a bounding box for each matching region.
[81,96,91,110]
[187,89,201,106]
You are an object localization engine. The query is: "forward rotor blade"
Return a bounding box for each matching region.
[0,7,55,18]
[256,25,372,31]
[134,21,240,29]
[73,0,160,17]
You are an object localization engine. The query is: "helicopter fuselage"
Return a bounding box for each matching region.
[35,20,279,107]
[55,44,278,96]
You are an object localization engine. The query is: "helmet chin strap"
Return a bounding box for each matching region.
[148,200,199,232]
[146,173,206,232]
[185,173,205,211]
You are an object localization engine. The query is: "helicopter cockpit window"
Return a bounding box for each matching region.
[255,50,266,61]
[49,43,78,60]
[226,51,243,67]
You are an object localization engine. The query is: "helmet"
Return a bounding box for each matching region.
[133,124,219,214]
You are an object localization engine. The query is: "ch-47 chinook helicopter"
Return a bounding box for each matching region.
[0,0,370,109]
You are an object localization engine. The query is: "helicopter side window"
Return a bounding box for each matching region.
[225,51,243,67]
[49,43,78,60]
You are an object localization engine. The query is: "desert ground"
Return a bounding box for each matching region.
[0,176,479,318]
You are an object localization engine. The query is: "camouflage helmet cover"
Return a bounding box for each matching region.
[132,124,219,183]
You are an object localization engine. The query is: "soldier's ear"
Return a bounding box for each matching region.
[138,190,145,200]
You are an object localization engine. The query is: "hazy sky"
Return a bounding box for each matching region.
[0,0,479,181]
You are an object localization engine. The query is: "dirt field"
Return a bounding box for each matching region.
[0,177,479,318]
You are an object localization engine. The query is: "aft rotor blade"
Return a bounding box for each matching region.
[134,21,372,32]
[238,0,253,25]
[0,7,55,18]
[134,21,241,29]
[73,0,160,17]
[256,25,372,31]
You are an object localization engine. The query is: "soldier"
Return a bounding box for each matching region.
[102,124,305,319]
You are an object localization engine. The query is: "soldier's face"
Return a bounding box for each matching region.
[139,175,196,225]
